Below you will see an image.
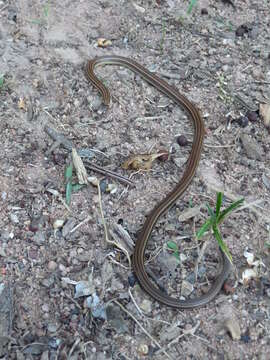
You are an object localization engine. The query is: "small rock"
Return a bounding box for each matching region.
[41,304,50,312]
[47,323,59,333]
[40,277,55,288]
[47,261,57,271]
[201,8,208,15]
[237,116,249,128]
[246,111,258,122]
[53,219,64,230]
[10,213,19,224]
[224,318,241,340]
[176,135,188,146]
[139,299,152,314]
[240,133,264,161]
[138,343,149,356]
[181,280,194,297]
[0,231,10,241]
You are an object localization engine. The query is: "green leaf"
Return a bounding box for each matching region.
[44,3,50,17]
[72,184,86,192]
[65,163,73,205]
[212,224,233,264]
[206,203,215,219]
[167,241,178,252]
[66,181,72,205]
[167,241,180,262]
[172,252,180,262]
[0,75,4,88]
[65,163,73,181]
[215,192,223,218]
[196,218,213,239]
[217,198,244,224]
[187,0,197,14]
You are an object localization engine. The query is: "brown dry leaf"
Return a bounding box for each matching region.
[122,152,167,171]
[132,2,145,13]
[72,148,88,184]
[97,38,112,48]
[18,97,27,110]
[259,103,270,129]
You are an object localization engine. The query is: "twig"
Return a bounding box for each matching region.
[68,338,81,359]
[84,160,134,187]
[204,143,236,148]
[113,300,173,360]
[70,216,91,234]
[128,287,144,316]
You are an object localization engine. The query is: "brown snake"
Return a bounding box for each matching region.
[86,55,231,309]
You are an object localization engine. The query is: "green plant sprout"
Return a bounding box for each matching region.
[167,241,180,262]
[187,0,198,14]
[197,192,244,263]
[0,75,4,88]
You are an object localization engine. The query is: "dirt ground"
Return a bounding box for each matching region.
[0,0,270,359]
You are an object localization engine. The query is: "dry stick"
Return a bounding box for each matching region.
[113,300,173,360]
[84,160,134,187]
[70,216,92,234]
[128,287,144,316]
[68,338,81,359]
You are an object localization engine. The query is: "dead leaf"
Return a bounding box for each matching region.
[72,148,88,184]
[132,2,145,13]
[97,38,112,48]
[18,97,26,110]
[259,103,270,129]
[122,152,167,171]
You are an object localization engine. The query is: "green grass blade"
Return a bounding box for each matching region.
[0,75,4,88]
[215,192,223,218]
[66,181,72,205]
[217,198,244,224]
[167,241,178,252]
[213,224,233,264]
[65,163,73,205]
[206,203,215,220]
[72,184,86,192]
[187,0,198,14]
[196,218,213,239]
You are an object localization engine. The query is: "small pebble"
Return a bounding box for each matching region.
[246,110,258,122]
[128,273,137,287]
[201,8,208,15]
[138,344,149,356]
[237,116,249,127]
[140,299,152,314]
[42,304,50,312]
[99,179,107,192]
[224,318,241,340]
[177,135,188,146]
[48,261,57,271]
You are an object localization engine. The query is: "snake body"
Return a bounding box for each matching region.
[86,55,231,309]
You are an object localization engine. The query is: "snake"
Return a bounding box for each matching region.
[86,55,231,309]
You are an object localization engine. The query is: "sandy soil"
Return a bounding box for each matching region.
[0,0,270,359]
